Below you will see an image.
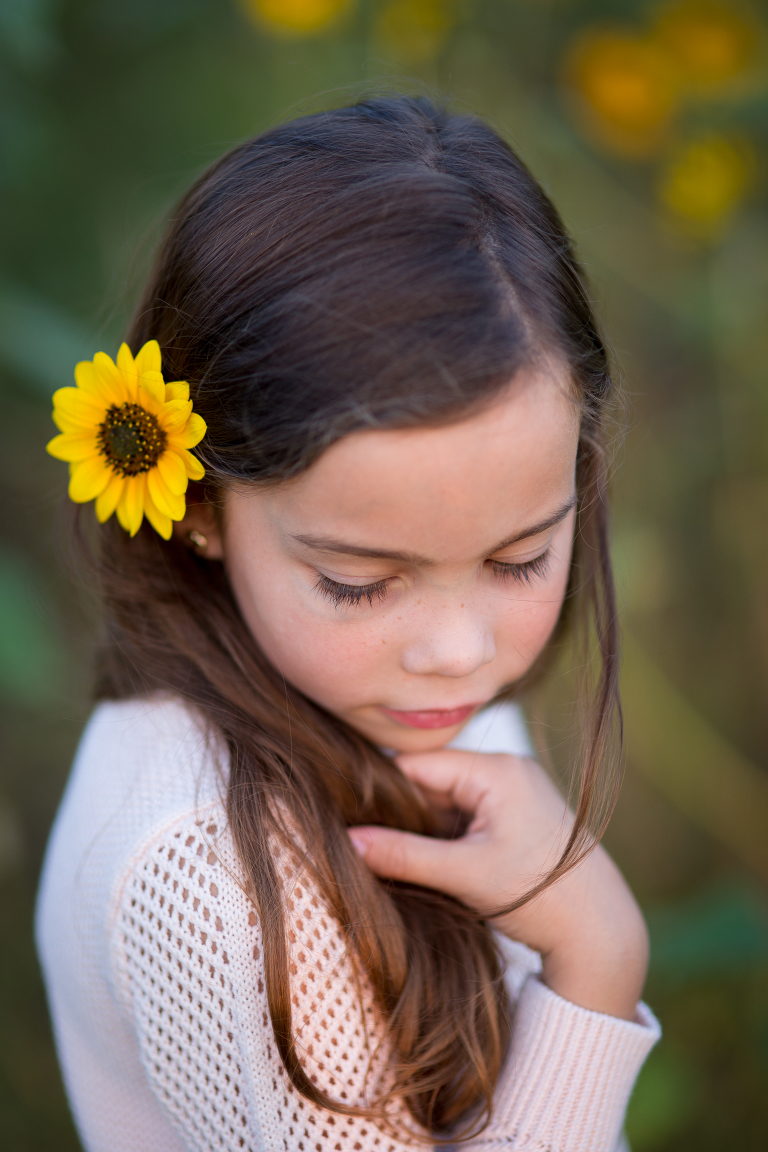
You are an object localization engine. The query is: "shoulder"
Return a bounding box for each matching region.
[77,693,220,785]
[61,694,225,836]
[45,692,225,889]
[36,694,227,993]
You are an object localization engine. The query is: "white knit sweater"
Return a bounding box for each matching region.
[36,696,659,1152]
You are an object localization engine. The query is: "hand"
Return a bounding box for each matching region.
[349,750,649,1021]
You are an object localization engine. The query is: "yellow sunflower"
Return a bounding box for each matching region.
[46,340,206,540]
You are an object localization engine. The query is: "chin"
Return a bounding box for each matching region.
[377,722,468,755]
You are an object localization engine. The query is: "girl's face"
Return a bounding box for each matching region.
[205,365,579,752]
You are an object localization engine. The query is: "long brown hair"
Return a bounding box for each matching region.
[87,96,621,1138]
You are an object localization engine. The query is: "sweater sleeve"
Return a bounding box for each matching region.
[109,805,423,1152]
[464,977,660,1151]
[109,807,658,1152]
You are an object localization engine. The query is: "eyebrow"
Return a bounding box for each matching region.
[291,495,576,565]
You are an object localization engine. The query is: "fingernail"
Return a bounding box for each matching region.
[348,831,369,857]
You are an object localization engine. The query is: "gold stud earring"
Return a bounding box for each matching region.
[188,529,208,551]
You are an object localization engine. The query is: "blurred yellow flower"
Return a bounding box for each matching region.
[243,0,354,36]
[655,0,760,93]
[659,134,755,234]
[46,341,206,540]
[563,30,679,157]
[375,0,455,65]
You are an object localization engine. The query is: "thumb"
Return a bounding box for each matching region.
[348,825,461,891]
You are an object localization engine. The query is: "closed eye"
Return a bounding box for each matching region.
[316,549,552,609]
[488,550,552,584]
[315,574,389,608]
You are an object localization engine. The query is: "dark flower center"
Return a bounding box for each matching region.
[98,403,167,476]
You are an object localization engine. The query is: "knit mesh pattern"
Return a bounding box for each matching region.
[110,798,660,1152]
[113,804,417,1152]
[39,697,660,1152]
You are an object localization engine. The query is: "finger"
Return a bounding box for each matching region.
[348,825,466,891]
[394,749,508,812]
[409,782,457,812]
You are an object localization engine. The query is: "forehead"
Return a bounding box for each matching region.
[266,365,580,559]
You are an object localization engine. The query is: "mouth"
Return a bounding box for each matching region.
[379,703,482,730]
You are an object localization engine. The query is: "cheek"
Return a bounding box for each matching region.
[497,593,564,664]
[229,560,389,706]
[494,549,572,666]
[268,619,384,702]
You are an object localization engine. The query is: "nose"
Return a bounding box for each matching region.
[400,600,496,678]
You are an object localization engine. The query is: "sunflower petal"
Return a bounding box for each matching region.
[95,473,125,523]
[94,351,134,404]
[147,468,186,520]
[157,398,194,432]
[116,343,143,400]
[164,381,190,403]
[157,449,188,496]
[138,370,165,410]
[117,474,145,536]
[143,489,173,540]
[116,343,136,374]
[175,447,205,481]
[46,433,99,462]
[53,407,103,435]
[73,359,110,400]
[53,387,108,429]
[115,491,130,532]
[134,339,162,376]
[53,410,77,434]
[166,412,206,448]
[68,455,112,503]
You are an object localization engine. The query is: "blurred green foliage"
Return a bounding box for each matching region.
[1,1,766,1149]
[0,545,67,706]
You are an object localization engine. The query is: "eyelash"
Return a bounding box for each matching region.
[315,574,390,608]
[489,550,552,585]
[315,549,552,609]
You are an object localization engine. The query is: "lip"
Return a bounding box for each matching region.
[379,703,482,730]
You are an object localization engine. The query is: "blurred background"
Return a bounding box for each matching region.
[1,0,767,1148]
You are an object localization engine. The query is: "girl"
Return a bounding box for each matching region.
[37,96,659,1152]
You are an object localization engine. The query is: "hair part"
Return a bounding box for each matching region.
[87,95,621,1138]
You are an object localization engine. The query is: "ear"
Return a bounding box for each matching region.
[174,497,224,560]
